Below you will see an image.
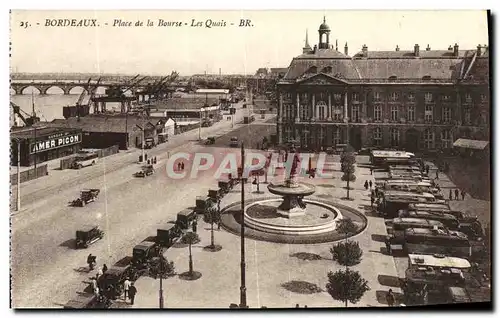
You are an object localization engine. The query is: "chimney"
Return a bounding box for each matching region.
[426,44,431,51]
[414,44,420,57]
[362,44,368,56]
[448,45,453,51]
[477,44,482,56]
[395,45,400,52]
[453,43,459,57]
[344,42,348,55]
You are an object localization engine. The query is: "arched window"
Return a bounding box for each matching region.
[424,129,435,149]
[373,128,382,146]
[422,75,432,81]
[317,101,327,119]
[441,130,453,149]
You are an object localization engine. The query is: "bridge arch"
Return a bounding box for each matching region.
[68,86,88,95]
[20,86,41,95]
[45,86,65,95]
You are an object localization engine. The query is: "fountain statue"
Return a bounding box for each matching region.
[267,149,316,218]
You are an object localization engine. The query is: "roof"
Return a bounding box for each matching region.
[395,218,443,226]
[408,254,471,269]
[195,89,230,94]
[281,46,488,84]
[372,150,414,158]
[11,126,81,140]
[409,203,450,209]
[158,224,176,231]
[453,138,489,150]
[46,115,157,133]
[134,241,156,249]
[408,211,456,220]
[76,225,98,233]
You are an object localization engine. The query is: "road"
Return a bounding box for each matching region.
[10,102,258,308]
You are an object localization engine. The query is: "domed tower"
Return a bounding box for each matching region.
[318,16,331,49]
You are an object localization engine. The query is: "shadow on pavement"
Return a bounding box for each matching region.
[371,234,388,242]
[281,280,323,294]
[290,252,325,261]
[375,290,405,306]
[114,256,133,267]
[59,239,76,249]
[378,274,403,288]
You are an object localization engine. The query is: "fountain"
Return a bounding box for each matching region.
[267,151,316,218]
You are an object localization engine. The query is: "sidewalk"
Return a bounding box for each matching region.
[129,160,399,308]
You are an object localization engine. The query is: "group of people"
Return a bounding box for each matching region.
[177,161,186,171]
[448,188,466,201]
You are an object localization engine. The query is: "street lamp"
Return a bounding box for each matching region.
[239,142,248,308]
[158,247,165,309]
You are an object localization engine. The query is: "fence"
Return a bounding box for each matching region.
[59,145,120,170]
[10,164,48,186]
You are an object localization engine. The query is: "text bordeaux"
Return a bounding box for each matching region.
[45,19,98,27]
[31,134,81,154]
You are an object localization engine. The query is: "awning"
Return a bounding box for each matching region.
[453,138,489,150]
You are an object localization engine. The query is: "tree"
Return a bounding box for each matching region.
[341,145,357,199]
[149,255,176,279]
[326,268,370,307]
[330,240,363,266]
[203,199,221,250]
[181,231,201,275]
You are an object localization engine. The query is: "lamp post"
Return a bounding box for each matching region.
[158,247,165,308]
[239,142,247,308]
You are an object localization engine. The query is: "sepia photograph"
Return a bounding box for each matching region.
[8,9,491,309]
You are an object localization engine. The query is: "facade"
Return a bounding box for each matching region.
[11,126,82,166]
[276,18,490,152]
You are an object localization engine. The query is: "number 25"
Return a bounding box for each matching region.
[20,21,29,28]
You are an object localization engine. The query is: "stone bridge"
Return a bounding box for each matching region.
[9,81,121,95]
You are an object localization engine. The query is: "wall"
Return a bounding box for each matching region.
[10,164,48,186]
[59,145,120,170]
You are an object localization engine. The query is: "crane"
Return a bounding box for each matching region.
[75,78,92,121]
[11,101,39,127]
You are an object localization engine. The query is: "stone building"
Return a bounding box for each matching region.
[276,17,490,152]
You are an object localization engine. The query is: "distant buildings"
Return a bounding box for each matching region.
[276,17,490,152]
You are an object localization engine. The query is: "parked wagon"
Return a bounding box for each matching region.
[75,225,104,249]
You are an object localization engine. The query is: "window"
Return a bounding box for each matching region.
[464,108,471,125]
[390,128,400,147]
[422,75,432,81]
[465,93,472,104]
[302,128,310,146]
[480,94,487,103]
[391,105,399,121]
[333,127,341,145]
[425,105,433,123]
[442,95,451,101]
[351,105,359,122]
[388,75,398,81]
[300,104,309,120]
[333,93,342,102]
[407,105,415,122]
[284,104,293,120]
[441,130,453,149]
[307,66,318,74]
[374,92,381,102]
[408,93,415,102]
[352,93,359,102]
[389,92,399,101]
[425,92,433,103]
[322,66,332,73]
[373,128,382,146]
[301,93,308,102]
[284,127,292,141]
[333,105,343,121]
[317,101,326,120]
[374,105,382,121]
[442,107,452,123]
[424,129,435,149]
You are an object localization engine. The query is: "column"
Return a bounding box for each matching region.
[279,93,283,123]
[312,94,316,119]
[343,89,349,122]
[295,93,300,122]
[327,93,332,120]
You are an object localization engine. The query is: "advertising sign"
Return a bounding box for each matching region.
[30,132,82,154]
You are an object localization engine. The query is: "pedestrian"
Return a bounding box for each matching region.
[435,170,439,180]
[128,282,137,305]
[295,304,300,308]
[455,189,459,200]
[371,195,375,208]
[449,189,453,201]
[385,239,392,255]
[461,190,466,200]
[364,180,369,190]
[102,263,108,274]
[96,266,103,280]
[123,278,131,301]
[192,219,197,233]
[425,165,430,175]
[90,277,98,293]
[304,305,308,308]
[181,162,185,170]
[94,286,100,297]
[369,180,373,189]
[386,289,396,307]
[370,167,373,175]
[177,162,181,171]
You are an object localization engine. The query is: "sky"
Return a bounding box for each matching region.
[10,10,489,76]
